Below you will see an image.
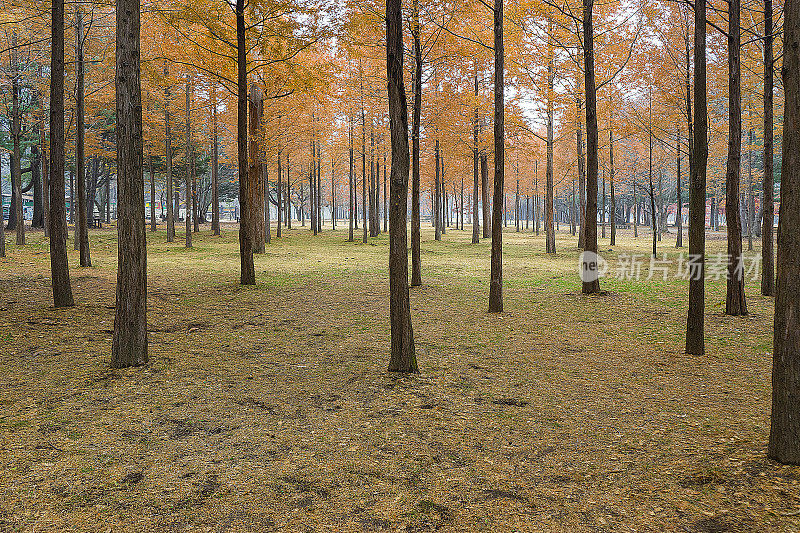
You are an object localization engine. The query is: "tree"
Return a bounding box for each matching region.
[581,0,600,294]
[686,0,707,355]
[411,0,422,286]
[49,0,74,308]
[768,0,800,463]
[385,0,416,373]
[725,0,747,316]
[76,5,91,267]
[762,0,775,296]
[488,0,504,313]
[112,0,148,367]
[237,0,255,285]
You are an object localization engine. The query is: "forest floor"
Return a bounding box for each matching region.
[0,222,797,532]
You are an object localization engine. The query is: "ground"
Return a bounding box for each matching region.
[0,222,798,532]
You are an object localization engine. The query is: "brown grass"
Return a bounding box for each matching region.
[0,222,797,532]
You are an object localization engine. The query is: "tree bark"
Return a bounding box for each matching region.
[385,0,416,373]
[164,62,174,242]
[769,0,800,462]
[212,84,220,236]
[249,83,265,253]
[10,33,24,245]
[236,0,255,284]
[545,25,556,254]
[762,0,775,295]
[725,0,747,316]
[185,80,193,248]
[48,0,74,306]
[112,0,147,367]
[488,0,504,313]
[581,0,601,294]
[686,0,708,355]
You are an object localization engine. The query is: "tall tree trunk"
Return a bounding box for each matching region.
[747,121,754,251]
[686,0,708,354]
[385,0,416,373]
[677,127,683,247]
[149,153,156,231]
[435,139,441,241]
[185,80,193,248]
[212,84,220,236]
[348,115,354,242]
[726,0,747,316]
[545,24,556,254]
[41,118,49,237]
[762,0,775,295]
[360,71,368,244]
[472,64,480,244]
[581,0,600,293]
[11,33,24,245]
[249,83,265,253]
[164,62,174,242]
[769,0,800,462]
[610,124,616,246]
[48,0,73,307]
[576,90,586,249]
[481,153,490,239]
[488,0,504,312]
[236,0,255,284]
[112,0,147,367]
[277,150,283,238]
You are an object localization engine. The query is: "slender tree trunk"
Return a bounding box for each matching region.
[726,0,747,316]
[277,150,283,238]
[488,0,504,312]
[236,0,255,284]
[386,0,416,372]
[411,22,422,282]
[610,124,616,246]
[149,153,156,232]
[576,91,586,249]
[212,85,220,236]
[762,0,775,295]
[164,63,174,242]
[686,0,708,354]
[249,83,265,253]
[112,0,147,367]
[747,121,754,251]
[545,26,556,254]
[677,127,683,247]
[581,0,601,293]
[472,66,480,244]
[11,34,24,245]
[769,0,800,462]
[434,139,441,241]
[185,80,193,248]
[48,0,73,307]
[348,115,354,242]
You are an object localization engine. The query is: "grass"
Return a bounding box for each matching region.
[0,220,797,532]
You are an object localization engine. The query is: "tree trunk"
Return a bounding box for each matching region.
[472,63,480,244]
[212,84,220,236]
[185,80,193,248]
[236,0,255,284]
[348,115,354,242]
[277,150,283,238]
[686,0,708,354]
[149,153,156,232]
[11,33,24,245]
[488,0,504,313]
[762,0,775,295]
[164,62,174,242]
[581,0,601,293]
[112,0,147,367]
[435,139,441,241]
[385,0,417,373]
[545,25,556,254]
[677,127,683,247]
[610,124,616,246]
[249,83,265,253]
[769,0,800,462]
[48,0,74,307]
[725,0,747,316]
